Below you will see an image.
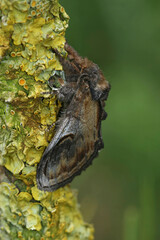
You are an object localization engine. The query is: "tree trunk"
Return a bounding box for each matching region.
[0,0,94,239]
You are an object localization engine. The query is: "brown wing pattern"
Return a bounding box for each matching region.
[37,92,103,191]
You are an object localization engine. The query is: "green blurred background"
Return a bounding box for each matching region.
[60,0,160,239]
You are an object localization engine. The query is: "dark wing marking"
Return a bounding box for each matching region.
[36,116,78,191]
[37,97,103,192]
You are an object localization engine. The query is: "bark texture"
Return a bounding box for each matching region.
[0,0,94,239]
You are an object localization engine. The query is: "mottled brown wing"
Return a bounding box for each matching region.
[36,96,103,192]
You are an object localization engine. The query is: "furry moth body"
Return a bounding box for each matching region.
[37,43,110,191]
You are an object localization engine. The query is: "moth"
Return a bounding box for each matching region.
[37,43,110,191]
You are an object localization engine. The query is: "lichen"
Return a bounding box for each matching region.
[0,0,67,182]
[0,183,94,239]
[0,0,94,239]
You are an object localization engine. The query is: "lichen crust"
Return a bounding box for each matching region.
[0,0,94,239]
[0,0,69,183]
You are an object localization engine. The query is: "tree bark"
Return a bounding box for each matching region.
[0,0,94,239]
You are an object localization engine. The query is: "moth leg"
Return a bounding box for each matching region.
[41,91,54,95]
[41,88,59,96]
[58,82,77,103]
[46,122,55,132]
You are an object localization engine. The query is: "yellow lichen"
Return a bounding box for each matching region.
[0,0,94,239]
[31,186,49,201]
[0,29,10,58]
[0,182,94,238]
[4,153,24,174]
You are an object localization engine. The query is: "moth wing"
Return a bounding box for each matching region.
[37,107,103,191]
[37,116,77,191]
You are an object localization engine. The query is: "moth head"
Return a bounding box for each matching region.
[82,62,110,100]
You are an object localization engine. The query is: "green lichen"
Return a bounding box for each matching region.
[0,0,67,183]
[0,0,94,239]
[0,183,94,240]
